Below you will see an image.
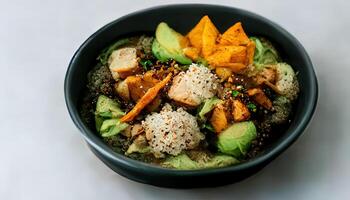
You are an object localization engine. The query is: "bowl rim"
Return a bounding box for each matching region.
[64,3,318,176]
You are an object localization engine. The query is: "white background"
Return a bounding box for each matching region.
[1,0,349,199]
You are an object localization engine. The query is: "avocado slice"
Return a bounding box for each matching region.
[250,37,280,70]
[202,155,239,168]
[99,118,129,137]
[161,154,199,170]
[217,121,257,157]
[126,135,151,155]
[198,97,223,121]
[161,153,239,170]
[151,39,173,62]
[154,22,192,64]
[96,95,125,118]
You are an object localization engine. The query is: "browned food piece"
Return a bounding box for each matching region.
[168,65,218,107]
[121,73,172,123]
[145,95,162,112]
[253,67,277,85]
[121,71,161,112]
[210,103,228,134]
[126,75,158,101]
[168,73,198,107]
[108,47,139,80]
[114,80,130,101]
[247,88,273,110]
[218,22,250,46]
[130,124,144,138]
[232,99,251,122]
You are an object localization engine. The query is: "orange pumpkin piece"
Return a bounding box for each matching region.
[247,88,273,110]
[215,67,233,80]
[232,100,250,122]
[206,45,247,67]
[219,22,250,46]
[187,16,208,50]
[218,46,247,63]
[206,48,232,66]
[217,63,247,73]
[210,103,228,133]
[183,47,200,61]
[201,18,220,57]
[246,40,256,65]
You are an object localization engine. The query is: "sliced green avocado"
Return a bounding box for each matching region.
[99,118,128,137]
[161,154,239,170]
[161,154,199,170]
[202,155,239,168]
[126,135,151,155]
[198,97,223,121]
[151,39,173,62]
[96,95,125,118]
[217,121,257,158]
[154,22,192,64]
[250,37,280,70]
[95,115,104,132]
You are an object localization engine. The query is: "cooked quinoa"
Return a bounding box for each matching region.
[142,104,204,155]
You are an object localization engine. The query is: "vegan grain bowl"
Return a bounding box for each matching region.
[80,16,300,169]
[65,4,318,187]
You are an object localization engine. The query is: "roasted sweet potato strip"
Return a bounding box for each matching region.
[120,73,172,122]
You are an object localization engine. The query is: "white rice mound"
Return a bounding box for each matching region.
[184,63,219,100]
[142,104,204,155]
[168,63,219,106]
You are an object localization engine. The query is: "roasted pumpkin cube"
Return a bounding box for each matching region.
[219,22,250,46]
[206,48,232,66]
[232,100,251,122]
[247,88,273,110]
[217,63,247,73]
[215,67,233,80]
[210,104,228,133]
[246,40,256,65]
[187,16,208,49]
[201,18,220,57]
[183,47,200,61]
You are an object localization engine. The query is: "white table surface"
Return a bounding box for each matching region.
[1,0,349,199]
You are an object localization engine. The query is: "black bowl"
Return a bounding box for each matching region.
[65,4,318,188]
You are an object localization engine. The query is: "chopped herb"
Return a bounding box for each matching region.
[247,102,257,112]
[232,90,240,97]
[140,60,153,70]
[203,123,215,132]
